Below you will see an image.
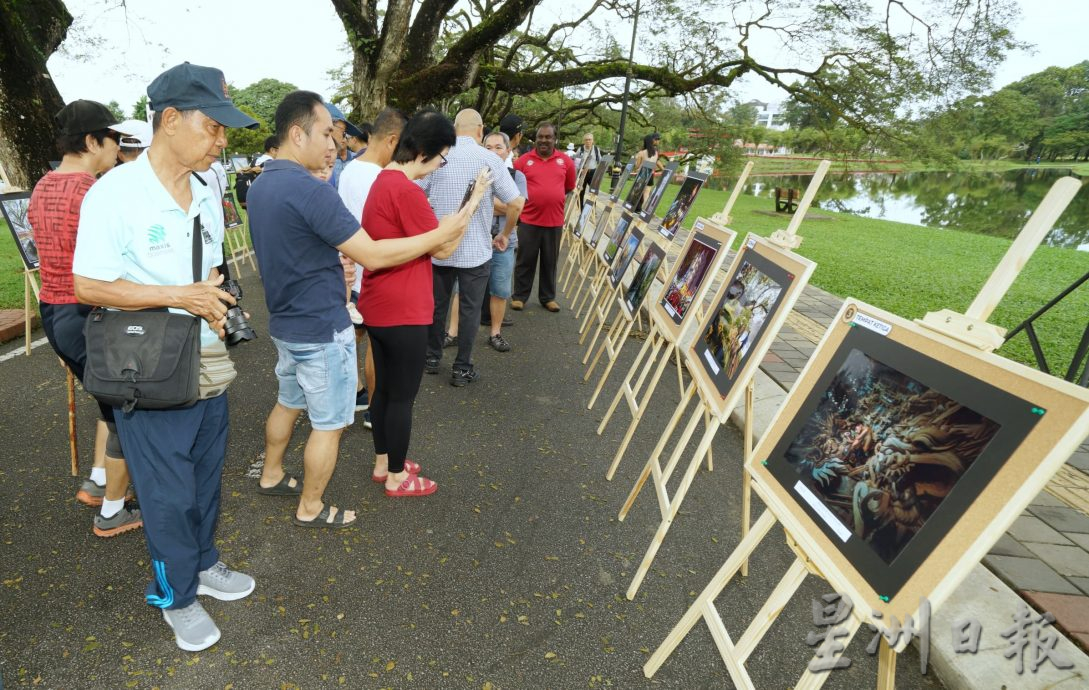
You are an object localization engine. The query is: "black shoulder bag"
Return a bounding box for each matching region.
[82,217,203,412]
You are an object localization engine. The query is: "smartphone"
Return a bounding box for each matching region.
[460,180,476,209]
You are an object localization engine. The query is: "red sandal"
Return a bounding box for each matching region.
[385,474,437,497]
[372,459,421,483]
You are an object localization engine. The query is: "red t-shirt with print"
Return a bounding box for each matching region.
[514,149,576,227]
[359,169,438,327]
[28,171,96,305]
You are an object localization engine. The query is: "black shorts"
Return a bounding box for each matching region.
[39,301,114,423]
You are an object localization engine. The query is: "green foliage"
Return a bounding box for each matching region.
[229,78,299,126]
[105,100,124,121]
[226,106,271,157]
[130,95,149,121]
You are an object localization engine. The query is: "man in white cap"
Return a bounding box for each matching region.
[115,118,153,164]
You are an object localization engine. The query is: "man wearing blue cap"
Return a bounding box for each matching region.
[72,62,259,652]
[325,102,363,188]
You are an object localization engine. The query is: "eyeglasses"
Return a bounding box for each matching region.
[438,153,448,168]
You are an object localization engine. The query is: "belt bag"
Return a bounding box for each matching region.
[83,215,205,413]
[83,308,201,412]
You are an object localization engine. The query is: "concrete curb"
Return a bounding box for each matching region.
[730,367,1089,688]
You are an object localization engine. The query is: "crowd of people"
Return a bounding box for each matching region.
[25,61,585,652]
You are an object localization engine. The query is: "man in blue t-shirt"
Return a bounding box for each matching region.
[248,91,472,528]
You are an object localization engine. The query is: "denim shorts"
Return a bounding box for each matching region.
[272,326,357,430]
[489,243,516,298]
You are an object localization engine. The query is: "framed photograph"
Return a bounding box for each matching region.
[589,155,614,193]
[658,171,709,240]
[0,191,39,269]
[608,224,644,289]
[652,217,736,343]
[586,204,613,249]
[622,162,655,211]
[639,162,679,223]
[748,299,1089,624]
[601,211,634,265]
[609,159,636,202]
[686,234,814,422]
[230,155,251,173]
[222,192,244,229]
[573,200,594,238]
[621,242,666,318]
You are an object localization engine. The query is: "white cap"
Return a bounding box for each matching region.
[116,119,152,149]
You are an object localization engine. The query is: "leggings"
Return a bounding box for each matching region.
[367,324,427,474]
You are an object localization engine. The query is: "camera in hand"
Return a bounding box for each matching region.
[218,279,256,346]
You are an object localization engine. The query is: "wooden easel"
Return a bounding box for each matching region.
[641,175,1083,688]
[558,163,591,254]
[578,220,647,358]
[572,205,625,320]
[585,165,754,411]
[618,162,829,600]
[559,193,600,291]
[568,201,620,312]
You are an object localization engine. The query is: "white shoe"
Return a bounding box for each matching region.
[197,561,256,601]
[162,601,221,652]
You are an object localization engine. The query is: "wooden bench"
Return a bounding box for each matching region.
[774,187,799,213]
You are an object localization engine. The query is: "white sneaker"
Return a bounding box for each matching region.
[197,561,255,601]
[162,601,221,652]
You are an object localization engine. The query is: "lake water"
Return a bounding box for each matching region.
[734,168,1089,251]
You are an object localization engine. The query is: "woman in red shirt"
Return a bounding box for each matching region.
[360,110,488,497]
[28,100,142,537]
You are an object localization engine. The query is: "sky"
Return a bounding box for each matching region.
[47,0,1088,119]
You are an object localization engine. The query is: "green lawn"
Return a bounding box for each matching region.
[4,183,1086,373]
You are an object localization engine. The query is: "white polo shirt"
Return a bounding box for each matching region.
[73,151,226,348]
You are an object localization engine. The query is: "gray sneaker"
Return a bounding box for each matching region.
[76,479,105,507]
[92,504,143,538]
[162,600,221,652]
[197,561,255,601]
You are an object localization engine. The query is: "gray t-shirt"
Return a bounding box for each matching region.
[492,167,528,247]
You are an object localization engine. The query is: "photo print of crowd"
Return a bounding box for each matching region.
[1,192,39,269]
[658,173,706,239]
[624,244,665,314]
[661,235,717,323]
[784,348,1001,564]
[700,260,783,382]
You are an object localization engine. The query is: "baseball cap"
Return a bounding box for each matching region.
[324,102,364,138]
[147,62,258,129]
[499,113,524,137]
[55,100,132,137]
[115,119,153,148]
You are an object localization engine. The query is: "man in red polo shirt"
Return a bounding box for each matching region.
[512,122,575,312]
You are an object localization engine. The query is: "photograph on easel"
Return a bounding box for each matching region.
[588,155,613,193]
[750,301,1089,614]
[658,172,708,239]
[222,192,244,229]
[0,191,39,269]
[622,242,665,316]
[587,207,612,248]
[608,225,643,288]
[622,162,655,211]
[602,212,633,264]
[573,201,593,238]
[696,252,790,385]
[609,161,635,202]
[660,230,721,325]
[639,162,679,223]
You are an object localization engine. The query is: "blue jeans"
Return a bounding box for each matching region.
[272,326,357,430]
[489,243,516,299]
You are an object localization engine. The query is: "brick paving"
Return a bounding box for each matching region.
[0,309,32,345]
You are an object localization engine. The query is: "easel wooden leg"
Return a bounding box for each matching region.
[67,369,78,477]
[570,252,596,309]
[618,381,696,512]
[792,616,863,690]
[24,271,32,356]
[704,406,714,472]
[597,326,659,421]
[741,379,754,577]
[605,340,676,480]
[674,343,684,399]
[643,509,777,678]
[223,226,241,278]
[876,638,897,690]
[587,319,635,408]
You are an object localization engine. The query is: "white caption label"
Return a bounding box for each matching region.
[746,237,757,249]
[852,312,892,336]
[794,481,851,542]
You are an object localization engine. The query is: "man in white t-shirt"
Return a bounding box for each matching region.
[337,107,408,425]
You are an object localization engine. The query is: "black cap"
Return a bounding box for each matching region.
[499,113,524,137]
[147,63,259,129]
[55,100,132,136]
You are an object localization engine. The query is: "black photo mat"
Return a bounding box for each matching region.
[624,243,666,314]
[222,192,244,229]
[658,172,708,240]
[660,231,722,326]
[609,162,635,202]
[763,325,1041,600]
[640,162,679,222]
[608,225,643,288]
[602,213,633,264]
[694,248,792,393]
[588,208,612,248]
[623,163,655,211]
[573,201,593,238]
[0,191,38,270]
[589,155,613,193]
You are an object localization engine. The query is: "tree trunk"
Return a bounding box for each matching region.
[0,0,72,190]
